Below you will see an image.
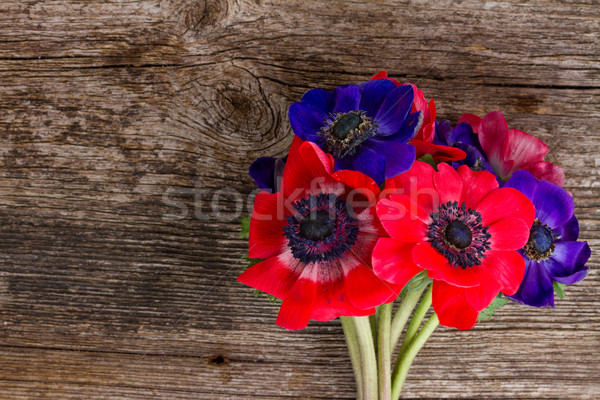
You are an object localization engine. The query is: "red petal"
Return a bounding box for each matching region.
[249,192,287,259]
[432,281,479,330]
[333,169,380,202]
[434,163,463,204]
[457,113,483,134]
[488,217,531,250]
[370,70,401,86]
[237,250,303,299]
[310,260,374,321]
[483,250,526,296]
[411,242,449,272]
[341,253,400,310]
[456,166,499,209]
[412,139,467,162]
[478,111,512,178]
[385,161,437,215]
[464,270,501,312]
[276,264,318,330]
[376,198,428,242]
[505,128,549,170]
[524,161,565,187]
[372,238,422,288]
[476,187,535,227]
[281,141,336,199]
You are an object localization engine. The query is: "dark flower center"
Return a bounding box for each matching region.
[428,201,491,269]
[333,113,362,139]
[524,220,555,261]
[319,110,378,159]
[444,220,473,249]
[299,210,334,241]
[283,193,359,264]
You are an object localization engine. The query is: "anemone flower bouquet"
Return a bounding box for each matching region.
[238,72,590,400]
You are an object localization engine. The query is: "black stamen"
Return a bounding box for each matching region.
[333,112,362,139]
[524,220,555,261]
[444,220,473,249]
[299,211,334,241]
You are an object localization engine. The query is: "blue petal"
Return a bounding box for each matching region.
[301,88,335,112]
[548,241,590,284]
[452,122,476,145]
[249,157,277,192]
[365,140,416,179]
[504,170,539,201]
[332,85,361,114]
[435,120,453,144]
[510,260,555,308]
[359,79,397,118]
[533,180,575,229]
[374,84,414,136]
[288,102,327,142]
[554,214,579,242]
[335,148,386,185]
[249,157,286,192]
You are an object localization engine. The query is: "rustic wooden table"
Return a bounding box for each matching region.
[0,0,598,399]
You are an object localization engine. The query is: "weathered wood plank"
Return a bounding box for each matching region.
[0,0,598,399]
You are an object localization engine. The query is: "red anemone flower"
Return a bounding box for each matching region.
[458,111,564,186]
[238,137,401,330]
[371,71,466,162]
[372,161,535,329]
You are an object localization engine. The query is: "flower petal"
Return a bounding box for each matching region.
[333,84,361,113]
[503,170,538,201]
[335,148,387,186]
[281,141,336,199]
[341,253,401,309]
[288,102,327,142]
[509,260,554,308]
[372,238,422,288]
[432,281,479,330]
[476,187,535,227]
[276,264,318,330]
[554,214,579,242]
[412,243,480,288]
[237,249,303,299]
[484,250,526,296]
[376,198,428,242]
[301,88,335,112]
[359,79,397,117]
[524,161,565,187]
[532,180,574,229]
[434,162,463,204]
[548,241,591,284]
[457,113,483,134]
[488,217,531,250]
[249,192,287,259]
[375,85,414,136]
[478,111,509,169]
[504,128,549,170]
[386,160,437,215]
[364,140,416,179]
[456,166,499,209]
[464,271,501,312]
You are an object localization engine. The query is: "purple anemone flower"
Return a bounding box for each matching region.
[435,120,495,176]
[249,156,286,193]
[288,80,422,184]
[504,170,590,307]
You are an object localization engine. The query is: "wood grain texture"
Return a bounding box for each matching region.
[0,0,598,398]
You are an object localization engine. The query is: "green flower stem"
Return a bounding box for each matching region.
[377,303,393,400]
[391,313,439,400]
[370,310,379,355]
[390,286,427,351]
[340,316,364,400]
[353,316,378,400]
[397,284,432,358]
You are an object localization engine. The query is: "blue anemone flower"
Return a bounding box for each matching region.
[288,80,422,184]
[434,120,495,176]
[504,170,590,307]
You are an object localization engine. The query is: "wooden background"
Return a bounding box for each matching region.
[0,0,598,398]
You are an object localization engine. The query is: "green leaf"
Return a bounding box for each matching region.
[417,154,438,171]
[240,216,251,238]
[478,294,509,322]
[553,281,566,299]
